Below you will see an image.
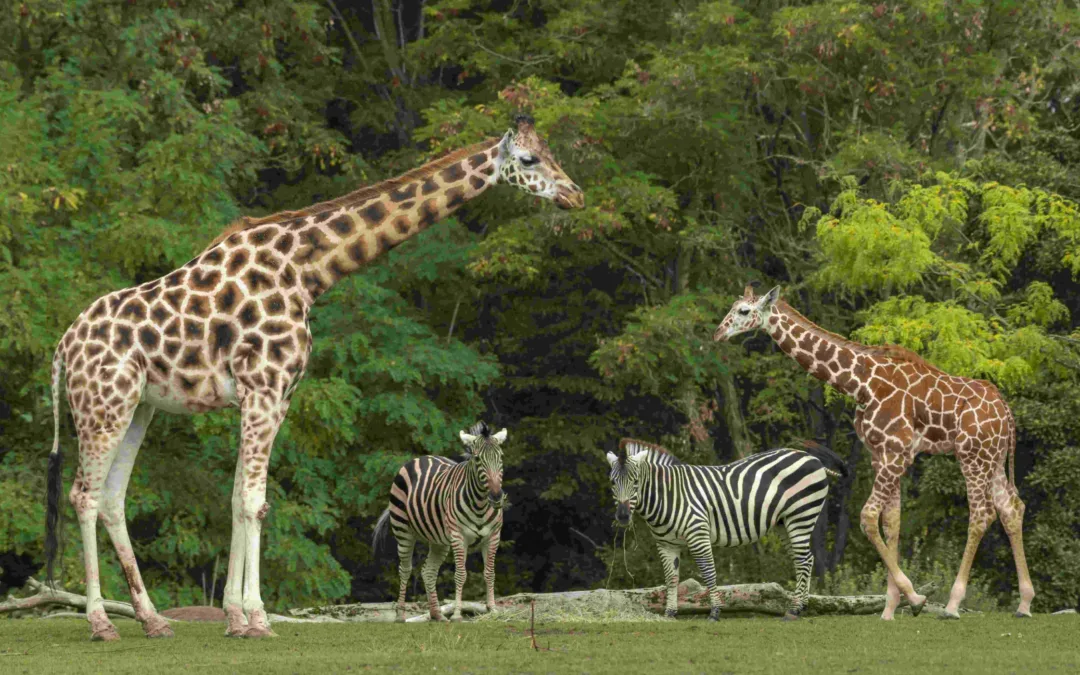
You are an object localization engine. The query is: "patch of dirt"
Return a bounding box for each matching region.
[160,606,226,622]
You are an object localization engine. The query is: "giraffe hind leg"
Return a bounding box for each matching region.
[943,457,999,619]
[223,450,249,637]
[98,403,173,638]
[992,477,1035,617]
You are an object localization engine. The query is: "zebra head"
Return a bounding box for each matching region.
[460,421,508,511]
[713,282,781,342]
[606,443,648,528]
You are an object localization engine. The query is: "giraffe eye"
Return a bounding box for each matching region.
[738,307,751,315]
[520,155,539,167]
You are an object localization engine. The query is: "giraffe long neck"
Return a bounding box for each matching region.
[766,301,868,401]
[282,138,502,304]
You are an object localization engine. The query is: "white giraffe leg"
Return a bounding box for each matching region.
[223,450,249,637]
[98,403,172,638]
[238,390,289,638]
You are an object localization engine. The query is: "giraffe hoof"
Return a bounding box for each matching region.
[431,613,449,623]
[450,614,465,622]
[91,626,121,642]
[143,616,174,639]
[909,595,927,618]
[241,625,277,639]
[782,612,800,621]
[937,611,960,621]
[1014,611,1032,619]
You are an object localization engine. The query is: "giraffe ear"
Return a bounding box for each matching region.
[757,285,781,310]
[498,129,515,159]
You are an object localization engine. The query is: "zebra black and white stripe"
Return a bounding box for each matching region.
[607,438,846,620]
[374,421,507,622]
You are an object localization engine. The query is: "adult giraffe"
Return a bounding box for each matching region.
[44,115,583,641]
[713,284,1034,620]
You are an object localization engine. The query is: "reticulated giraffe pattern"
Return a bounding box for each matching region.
[373,422,507,622]
[607,439,843,620]
[44,116,582,642]
[713,284,1034,620]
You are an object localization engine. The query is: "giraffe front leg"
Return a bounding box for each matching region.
[395,537,416,623]
[481,526,501,614]
[880,491,902,621]
[237,392,289,639]
[449,535,468,621]
[687,534,721,621]
[860,487,925,617]
[421,544,450,622]
[942,463,997,620]
[655,543,681,619]
[223,451,249,637]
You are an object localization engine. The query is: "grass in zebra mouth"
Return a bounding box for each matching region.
[3,613,1077,674]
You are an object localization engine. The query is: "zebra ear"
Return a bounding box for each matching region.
[493,428,508,444]
[606,451,619,466]
[460,431,478,445]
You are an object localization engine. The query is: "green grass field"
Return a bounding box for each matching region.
[2,614,1077,674]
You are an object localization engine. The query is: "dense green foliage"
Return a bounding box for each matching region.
[2,0,1079,613]
[4,615,1080,674]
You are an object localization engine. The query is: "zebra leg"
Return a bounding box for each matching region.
[481,527,501,613]
[784,518,816,620]
[449,535,468,621]
[421,543,450,622]
[394,536,416,623]
[655,543,681,618]
[687,535,722,621]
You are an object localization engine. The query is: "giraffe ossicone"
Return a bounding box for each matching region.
[714,284,1035,620]
[43,118,582,641]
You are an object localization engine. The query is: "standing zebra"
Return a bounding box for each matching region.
[374,422,506,622]
[607,438,846,620]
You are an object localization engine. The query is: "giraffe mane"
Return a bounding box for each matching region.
[776,300,944,374]
[204,138,500,250]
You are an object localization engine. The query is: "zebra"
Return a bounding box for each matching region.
[606,438,846,620]
[373,421,507,622]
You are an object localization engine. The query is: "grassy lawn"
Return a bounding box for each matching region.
[1,613,1077,674]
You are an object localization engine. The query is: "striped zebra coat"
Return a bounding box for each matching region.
[607,439,846,620]
[374,422,506,622]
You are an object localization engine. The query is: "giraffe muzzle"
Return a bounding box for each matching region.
[555,184,585,210]
[712,323,730,342]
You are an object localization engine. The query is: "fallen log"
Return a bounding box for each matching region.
[0,578,140,620]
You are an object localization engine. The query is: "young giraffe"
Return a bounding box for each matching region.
[713,284,1034,620]
[43,115,583,642]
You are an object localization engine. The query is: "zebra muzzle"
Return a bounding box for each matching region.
[488,492,506,510]
[615,502,631,526]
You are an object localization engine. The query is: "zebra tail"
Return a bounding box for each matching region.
[45,343,66,589]
[796,439,849,479]
[372,507,392,556]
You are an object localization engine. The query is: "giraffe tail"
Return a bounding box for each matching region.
[372,507,393,557]
[44,342,66,589]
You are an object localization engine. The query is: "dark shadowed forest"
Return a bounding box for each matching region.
[1,0,1079,614]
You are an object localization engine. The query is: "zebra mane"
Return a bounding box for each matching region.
[618,438,681,464]
[467,420,491,438]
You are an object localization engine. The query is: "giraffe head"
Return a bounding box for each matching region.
[496,115,584,210]
[460,421,508,511]
[605,440,654,528]
[713,283,781,342]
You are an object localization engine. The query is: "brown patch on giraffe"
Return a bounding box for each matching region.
[248,227,274,246]
[794,350,814,370]
[209,320,236,355]
[301,271,327,297]
[440,164,466,183]
[815,341,836,361]
[163,289,185,312]
[421,178,439,195]
[469,176,487,191]
[162,318,180,338]
[262,292,286,316]
[76,322,89,341]
[165,270,187,288]
[238,301,260,329]
[468,153,487,169]
[446,186,466,208]
[215,282,240,313]
[149,303,169,324]
[797,332,818,352]
[359,202,389,228]
[151,357,169,376]
[243,333,264,354]
[288,297,304,321]
[418,199,439,228]
[89,300,107,320]
[227,250,250,275]
[480,164,495,177]
[313,210,335,224]
[273,232,295,255]
[245,269,273,293]
[177,373,201,393]
[255,250,283,272]
[180,346,205,370]
[142,286,161,302]
[347,239,368,264]
[202,247,224,264]
[777,334,796,353]
[390,183,418,202]
[268,338,292,364]
[293,229,332,266]
[90,323,111,342]
[138,326,160,349]
[327,216,354,237]
[262,321,290,336]
[185,295,211,319]
[327,255,351,281]
[396,200,415,212]
[113,326,134,351]
[836,349,853,369]
[280,264,297,287]
[393,217,411,235]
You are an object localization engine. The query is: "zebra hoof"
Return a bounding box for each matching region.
[708,608,721,622]
[782,612,800,621]
[664,609,678,619]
